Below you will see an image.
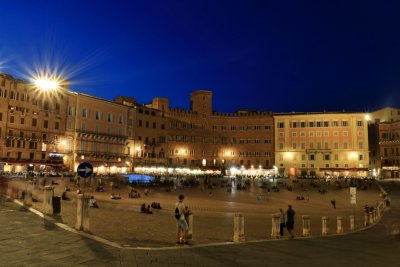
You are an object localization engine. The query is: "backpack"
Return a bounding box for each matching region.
[174,207,180,220]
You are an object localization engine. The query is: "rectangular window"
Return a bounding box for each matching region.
[359,142,363,149]
[20,117,24,124]
[301,143,306,149]
[279,143,284,150]
[324,154,330,161]
[343,131,348,136]
[316,121,322,127]
[309,121,315,127]
[55,121,60,130]
[119,115,124,124]
[342,121,348,127]
[359,154,364,161]
[95,111,101,120]
[292,142,296,149]
[82,108,88,118]
[334,142,338,149]
[278,122,285,128]
[343,142,348,149]
[108,113,113,122]
[324,142,329,149]
[310,142,314,149]
[0,112,2,121]
[32,118,37,127]
[333,121,339,127]
[357,120,363,127]
[300,121,306,128]
[309,155,315,160]
[44,120,48,129]
[323,121,329,127]
[68,106,74,116]
[10,116,14,123]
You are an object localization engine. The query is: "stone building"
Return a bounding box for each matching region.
[274,112,370,178]
[369,107,400,178]
[0,73,68,173]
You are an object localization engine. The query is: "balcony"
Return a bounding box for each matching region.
[75,150,129,159]
[76,129,127,141]
[306,149,332,154]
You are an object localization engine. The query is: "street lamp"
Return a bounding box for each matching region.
[33,78,60,91]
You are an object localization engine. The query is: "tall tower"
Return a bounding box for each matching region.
[190,90,212,116]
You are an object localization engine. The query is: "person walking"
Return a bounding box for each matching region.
[331,199,336,209]
[175,194,189,245]
[286,204,296,238]
[279,208,286,237]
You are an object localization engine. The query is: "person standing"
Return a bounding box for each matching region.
[286,205,296,238]
[175,194,189,245]
[279,208,286,237]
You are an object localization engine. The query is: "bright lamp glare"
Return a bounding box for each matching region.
[34,79,60,91]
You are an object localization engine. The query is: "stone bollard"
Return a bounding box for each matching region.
[187,214,193,240]
[336,217,344,234]
[233,213,245,242]
[75,194,90,231]
[271,214,280,239]
[364,212,370,226]
[24,181,34,206]
[322,216,329,235]
[43,186,54,215]
[302,215,311,236]
[349,215,355,231]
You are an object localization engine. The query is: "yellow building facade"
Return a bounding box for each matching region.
[274,112,370,177]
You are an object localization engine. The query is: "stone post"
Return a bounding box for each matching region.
[364,212,370,226]
[349,215,355,231]
[43,186,54,215]
[24,181,34,206]
[302,215,310,236]
[336,217,344,234]
[75,194,90,231]
[271,214,280,239]
[321,216,329,235]
[233,213,245,242]
[187,214,193,240]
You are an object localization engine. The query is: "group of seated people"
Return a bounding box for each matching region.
[140,203,153,214]
[110,193,121,199]
[151,202,162,209]
[296,195,305,200]
[128,189,140,198]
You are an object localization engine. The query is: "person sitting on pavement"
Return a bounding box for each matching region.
[140,203,146,213]
[90,196,99,208]
[146,205,153,214]
[62,191,70,200]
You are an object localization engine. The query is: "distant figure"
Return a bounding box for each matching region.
[279,208,286,237]
[90,196,99,208]
[62,191,69,200]
[140,203,146,213]
[331,199,336,209]
[146,205,153,214]
[286,205,296,238]
[175,194,189,245]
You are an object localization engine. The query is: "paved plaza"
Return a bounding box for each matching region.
[0,180,398,266]
[0,181,399,266]
[7,177,385,247]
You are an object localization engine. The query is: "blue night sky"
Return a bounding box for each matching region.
[1,0,400,112]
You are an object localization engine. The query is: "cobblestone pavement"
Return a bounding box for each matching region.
[0,182,399,267]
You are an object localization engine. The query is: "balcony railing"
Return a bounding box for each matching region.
[74,150,129,158]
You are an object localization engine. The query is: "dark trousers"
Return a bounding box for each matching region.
[279,223,285,236]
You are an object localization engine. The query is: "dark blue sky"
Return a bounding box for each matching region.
[1,0,400,112]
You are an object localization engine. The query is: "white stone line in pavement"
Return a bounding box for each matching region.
[10,196,385,252]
